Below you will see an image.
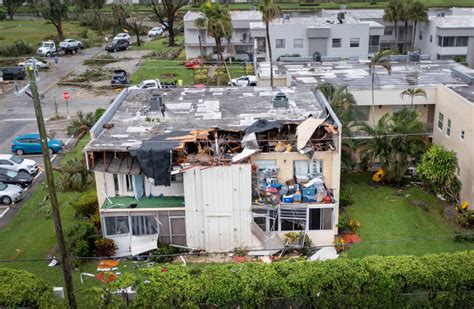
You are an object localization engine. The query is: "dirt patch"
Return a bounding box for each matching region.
[160,73,177,78]
[180,253,233,264]
[443,202,461,227]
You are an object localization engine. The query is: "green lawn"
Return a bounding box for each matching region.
[131,35,184,54]
[130,60,246,86]
[0,20,98,48]
[342,173,474,258]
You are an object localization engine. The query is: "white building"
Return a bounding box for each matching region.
[85,87,342,256]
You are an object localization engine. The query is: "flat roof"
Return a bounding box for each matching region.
[250,14,383,29]
[432,15,474,28]
[184,10,262,21]
[260,60,470,92]
[87,87,325,152]
[102,196,185,209]
[449,84,474,103]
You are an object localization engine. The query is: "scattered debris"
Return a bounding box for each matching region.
[308,246,339,261]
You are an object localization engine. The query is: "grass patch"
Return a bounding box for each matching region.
[0,20,98,48]
[83,53,119,66]
[342,173,474,257]
[131,35,184,54]
[130,60,247,86]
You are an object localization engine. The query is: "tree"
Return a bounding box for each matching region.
[258,0,281,88]
[111,4,146,46]
[407,0,428,50]
[36,0,69,40]
[74,0,106,34]
[383,0,403,52]
[151,0,187,47]
[401,0,413,51]
[401,87,426,108]
[368,50,392,125]
[417,144,461,202]
[67,111,96,138]
[3,0,24,20]
[358,108,428,184]
[195,1,232,84]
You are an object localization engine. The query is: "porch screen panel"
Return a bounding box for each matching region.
[170,217,186,245]
[157,211,170,244]
[131,216,158,236]
[322,208,333,230]
[104,216,129,236]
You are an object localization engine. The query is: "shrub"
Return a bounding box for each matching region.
[65,221,99,262]
[94,238,117,257]
[245,63,254,75]
[177,50,186,61]
[80,29,89,39]
[193,68,208,84]
[0,268,58,307]
[71,191,98,218]
[58,158,91,191]
[135,251,474,307]
[340,185,354,207]
[336,213,349,229]
[0,40,33,57]
[457,209,474,228]
[95,108,106,120]
[150,244,181,263]
[453,233,474,242]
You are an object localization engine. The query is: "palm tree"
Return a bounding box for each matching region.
[407,0,428,50]
[358,109,427,185]
[195,1,233,84]
[67,111,97,139]
[368,50,392,125]
[401,87,426,108]
[383,0,404,52]
[258,0,281,88]
[401,0,413,51]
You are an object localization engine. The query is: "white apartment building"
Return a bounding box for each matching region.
[85,87,342,257]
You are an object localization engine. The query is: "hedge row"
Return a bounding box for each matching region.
[0,268,58,307]
[135,251,474,308]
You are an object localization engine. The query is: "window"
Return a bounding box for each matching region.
[419,30,423,40]
[280,206,306,231]
[384,26,393,36]
[350,38,360,48]
[442,36,455,47]
[355,106,370,121]
[170,173,183,183]
[430,35,433,42]
[437,112,444,130]
[369,35,379,46]
[447,119,452,136]
[293,39,303,48]
[438,36,442,46]
[125,175,133,193]
[309,208,333,230]
[131,216,158,236]
[461,130,465,140]
[113,174,120,194]
[0,160,12,165]
[276,39,285,48]
[455,36,468,47]
[104,216,129,236]
[332,38,341,48]
[294,160,323,180]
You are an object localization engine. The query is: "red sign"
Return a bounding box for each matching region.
[63,92,71,100]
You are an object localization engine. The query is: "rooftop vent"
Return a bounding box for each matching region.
[409,51,420,62]
[149,94,163,111]
[283,14,290,22]
[337,12,345,23]
[272,91,289,109]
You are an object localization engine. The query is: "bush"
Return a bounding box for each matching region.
[457,209,474,228]
[340,185,354,207]
[135,251,474,307]
[80,29,89,39]
[177,50,186,61]
[245,63,254,75]
[65,221,99,260]
[94,238,117,257]
[95,108,106,120]
[58,158,91,191]
[0,268,58,307]
[193,68,208,84]
[71,191,99,218]
[453,233,474,242]
[150,244,181,263]
[0,40,33,57]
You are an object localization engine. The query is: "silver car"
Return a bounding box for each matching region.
[0,182,24,205]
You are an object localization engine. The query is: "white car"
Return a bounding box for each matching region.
[148,27,163,38]
[128,79,162,90]
[59,39,83,50]
[0,182,24,205]
[113,33,131,42]
[18,58,49,69]
[0,154,38,175]
[229,75,257,87]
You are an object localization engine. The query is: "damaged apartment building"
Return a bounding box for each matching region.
[85,87,341,257]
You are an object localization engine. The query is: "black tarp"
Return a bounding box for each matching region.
[129,132,186,186]
[244,119,283,134]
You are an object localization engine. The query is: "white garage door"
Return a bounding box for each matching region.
[205,216,232,252]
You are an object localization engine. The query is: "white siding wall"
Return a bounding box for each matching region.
[268,23,309,59]
[184,164,253,252]
[326,23,371,59]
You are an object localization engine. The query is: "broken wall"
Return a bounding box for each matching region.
[183,164,253,252]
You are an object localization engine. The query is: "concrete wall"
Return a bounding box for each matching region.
[268,23,310,59]
[432,85,474,209]
[326,23,371,59]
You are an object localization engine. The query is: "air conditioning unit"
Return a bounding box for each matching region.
[272,91,289,109]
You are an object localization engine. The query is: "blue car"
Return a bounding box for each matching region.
[11,133,63,156]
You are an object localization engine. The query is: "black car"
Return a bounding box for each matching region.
[0,168,33,188]
[0,67,26,80]
[105,39,130,52]
[111,69,129,87]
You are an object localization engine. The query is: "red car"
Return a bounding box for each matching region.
[185,58,204,69]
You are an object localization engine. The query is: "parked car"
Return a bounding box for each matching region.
[185,58,204,69]
[0,154,38,175]
[0,67,26,80]
[105,39,130,52]
[229,75,257,87]
[11,133,63,156]
[18,58,49,69]
[0,182,24,205]
[148,27,163,38]
[128,79,162,90]
[113,33,131,42]
[111,69,129,87]
[59,39,84,52]
[0,168,33,188]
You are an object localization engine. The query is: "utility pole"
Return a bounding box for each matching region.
[25,65,77,309]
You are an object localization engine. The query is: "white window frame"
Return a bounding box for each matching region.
[293,38,304,48]
[293,160,323,180]
[332,38,341,48]
[275,39,285,49]
[437,112,444,130]
[350,38,360,48]
[308,207,334,230]
[446,119,452,137]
